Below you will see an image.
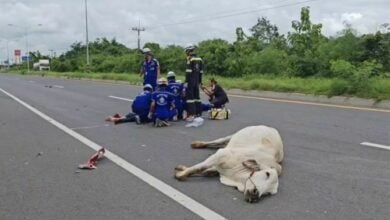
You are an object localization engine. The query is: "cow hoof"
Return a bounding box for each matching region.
[174,171,187,181]
[175,165,187,171]
[174,165,188,181]
[191,141,206,148]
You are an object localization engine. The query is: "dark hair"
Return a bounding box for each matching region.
[210,78,217,84]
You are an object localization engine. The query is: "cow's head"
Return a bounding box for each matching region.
[242,160,279,203]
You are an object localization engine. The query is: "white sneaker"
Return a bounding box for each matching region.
[161,120,170,127]
[155,118,161,127]
[135,115,141,124]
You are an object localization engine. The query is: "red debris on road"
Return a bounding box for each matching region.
[78,148,105,169]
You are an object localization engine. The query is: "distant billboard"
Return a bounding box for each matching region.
[14,49,21,56]
[21,56,31,61]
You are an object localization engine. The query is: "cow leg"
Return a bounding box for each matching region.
[175,152,221,181]
[191,135,232,149]
[201,167,219,177]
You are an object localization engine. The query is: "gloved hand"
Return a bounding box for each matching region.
[183,83,188,88]
[148,112,153,119]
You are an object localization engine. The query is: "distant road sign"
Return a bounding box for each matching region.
[21,56,31,61]
[14,49,21,56]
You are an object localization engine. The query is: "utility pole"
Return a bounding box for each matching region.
[49,49,54,71]
[131,20,145,50]
[85,0,90,67]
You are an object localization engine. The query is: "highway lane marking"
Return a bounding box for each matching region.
[0,87,226,220]
[360,142,390,151]
[108,95,133,102]
[53,85,64,89]
[229,94,390,113]
[70,124,110,130]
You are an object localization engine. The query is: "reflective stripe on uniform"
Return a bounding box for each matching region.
[186,69,193,72]
[190,57,202,62]
[186,100,195,103]
[194,99,201,103]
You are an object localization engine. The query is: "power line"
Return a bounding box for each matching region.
[152,0,291,27]
[150,0,317,30]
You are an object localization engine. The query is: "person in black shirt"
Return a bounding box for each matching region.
[202,78,229,108]
[184,44,203,121]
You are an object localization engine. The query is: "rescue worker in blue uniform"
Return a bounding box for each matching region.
[184,44,203,122]
[166,71,185,120]
[105,84,153,124]
[148,78,176,127]
[140,47,160,90]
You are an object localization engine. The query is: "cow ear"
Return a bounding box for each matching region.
[242,159,260,171]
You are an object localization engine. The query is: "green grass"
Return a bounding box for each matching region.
[3,70,390,100]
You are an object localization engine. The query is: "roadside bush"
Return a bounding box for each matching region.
[330,59,355,78]
[246,48,289,75]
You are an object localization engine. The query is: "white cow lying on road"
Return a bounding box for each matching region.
[175,125,284,203]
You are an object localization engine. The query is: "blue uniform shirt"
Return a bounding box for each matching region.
[132,91,152,117]
[142,58,159,89]
[152,88,175,120]
[167,81,184,108]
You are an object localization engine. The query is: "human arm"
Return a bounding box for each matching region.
[148,101,155,119]
[139,62,145,77]
[157,60,160,78]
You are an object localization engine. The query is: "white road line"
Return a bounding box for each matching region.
[108,95,133,102]
[360,142,390,151]
[229,94,390,113]
[0,87,226,220]
[53,85,64,89]
[71,124,110,130]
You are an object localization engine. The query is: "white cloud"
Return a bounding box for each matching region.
[0,0,389,61]
[341,12,363,23]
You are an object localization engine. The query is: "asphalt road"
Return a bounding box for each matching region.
[0,74,389,220]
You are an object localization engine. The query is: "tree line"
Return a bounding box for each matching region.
[32,7,389,81]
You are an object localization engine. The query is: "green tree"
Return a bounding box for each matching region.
[288,7,326,77]
[198,39,232,75]
[361,32,390,72]
[250,17,279,44]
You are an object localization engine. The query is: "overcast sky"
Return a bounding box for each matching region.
[0,0,389,61]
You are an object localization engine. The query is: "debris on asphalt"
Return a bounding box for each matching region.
[36,152,43,157]
[141,144,146,147]
[78,148,105,170]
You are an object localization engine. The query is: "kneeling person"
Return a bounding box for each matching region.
[106,84,153,124]
[201,78,229,111]
[149,78,177,127]
[167,71,185,120]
